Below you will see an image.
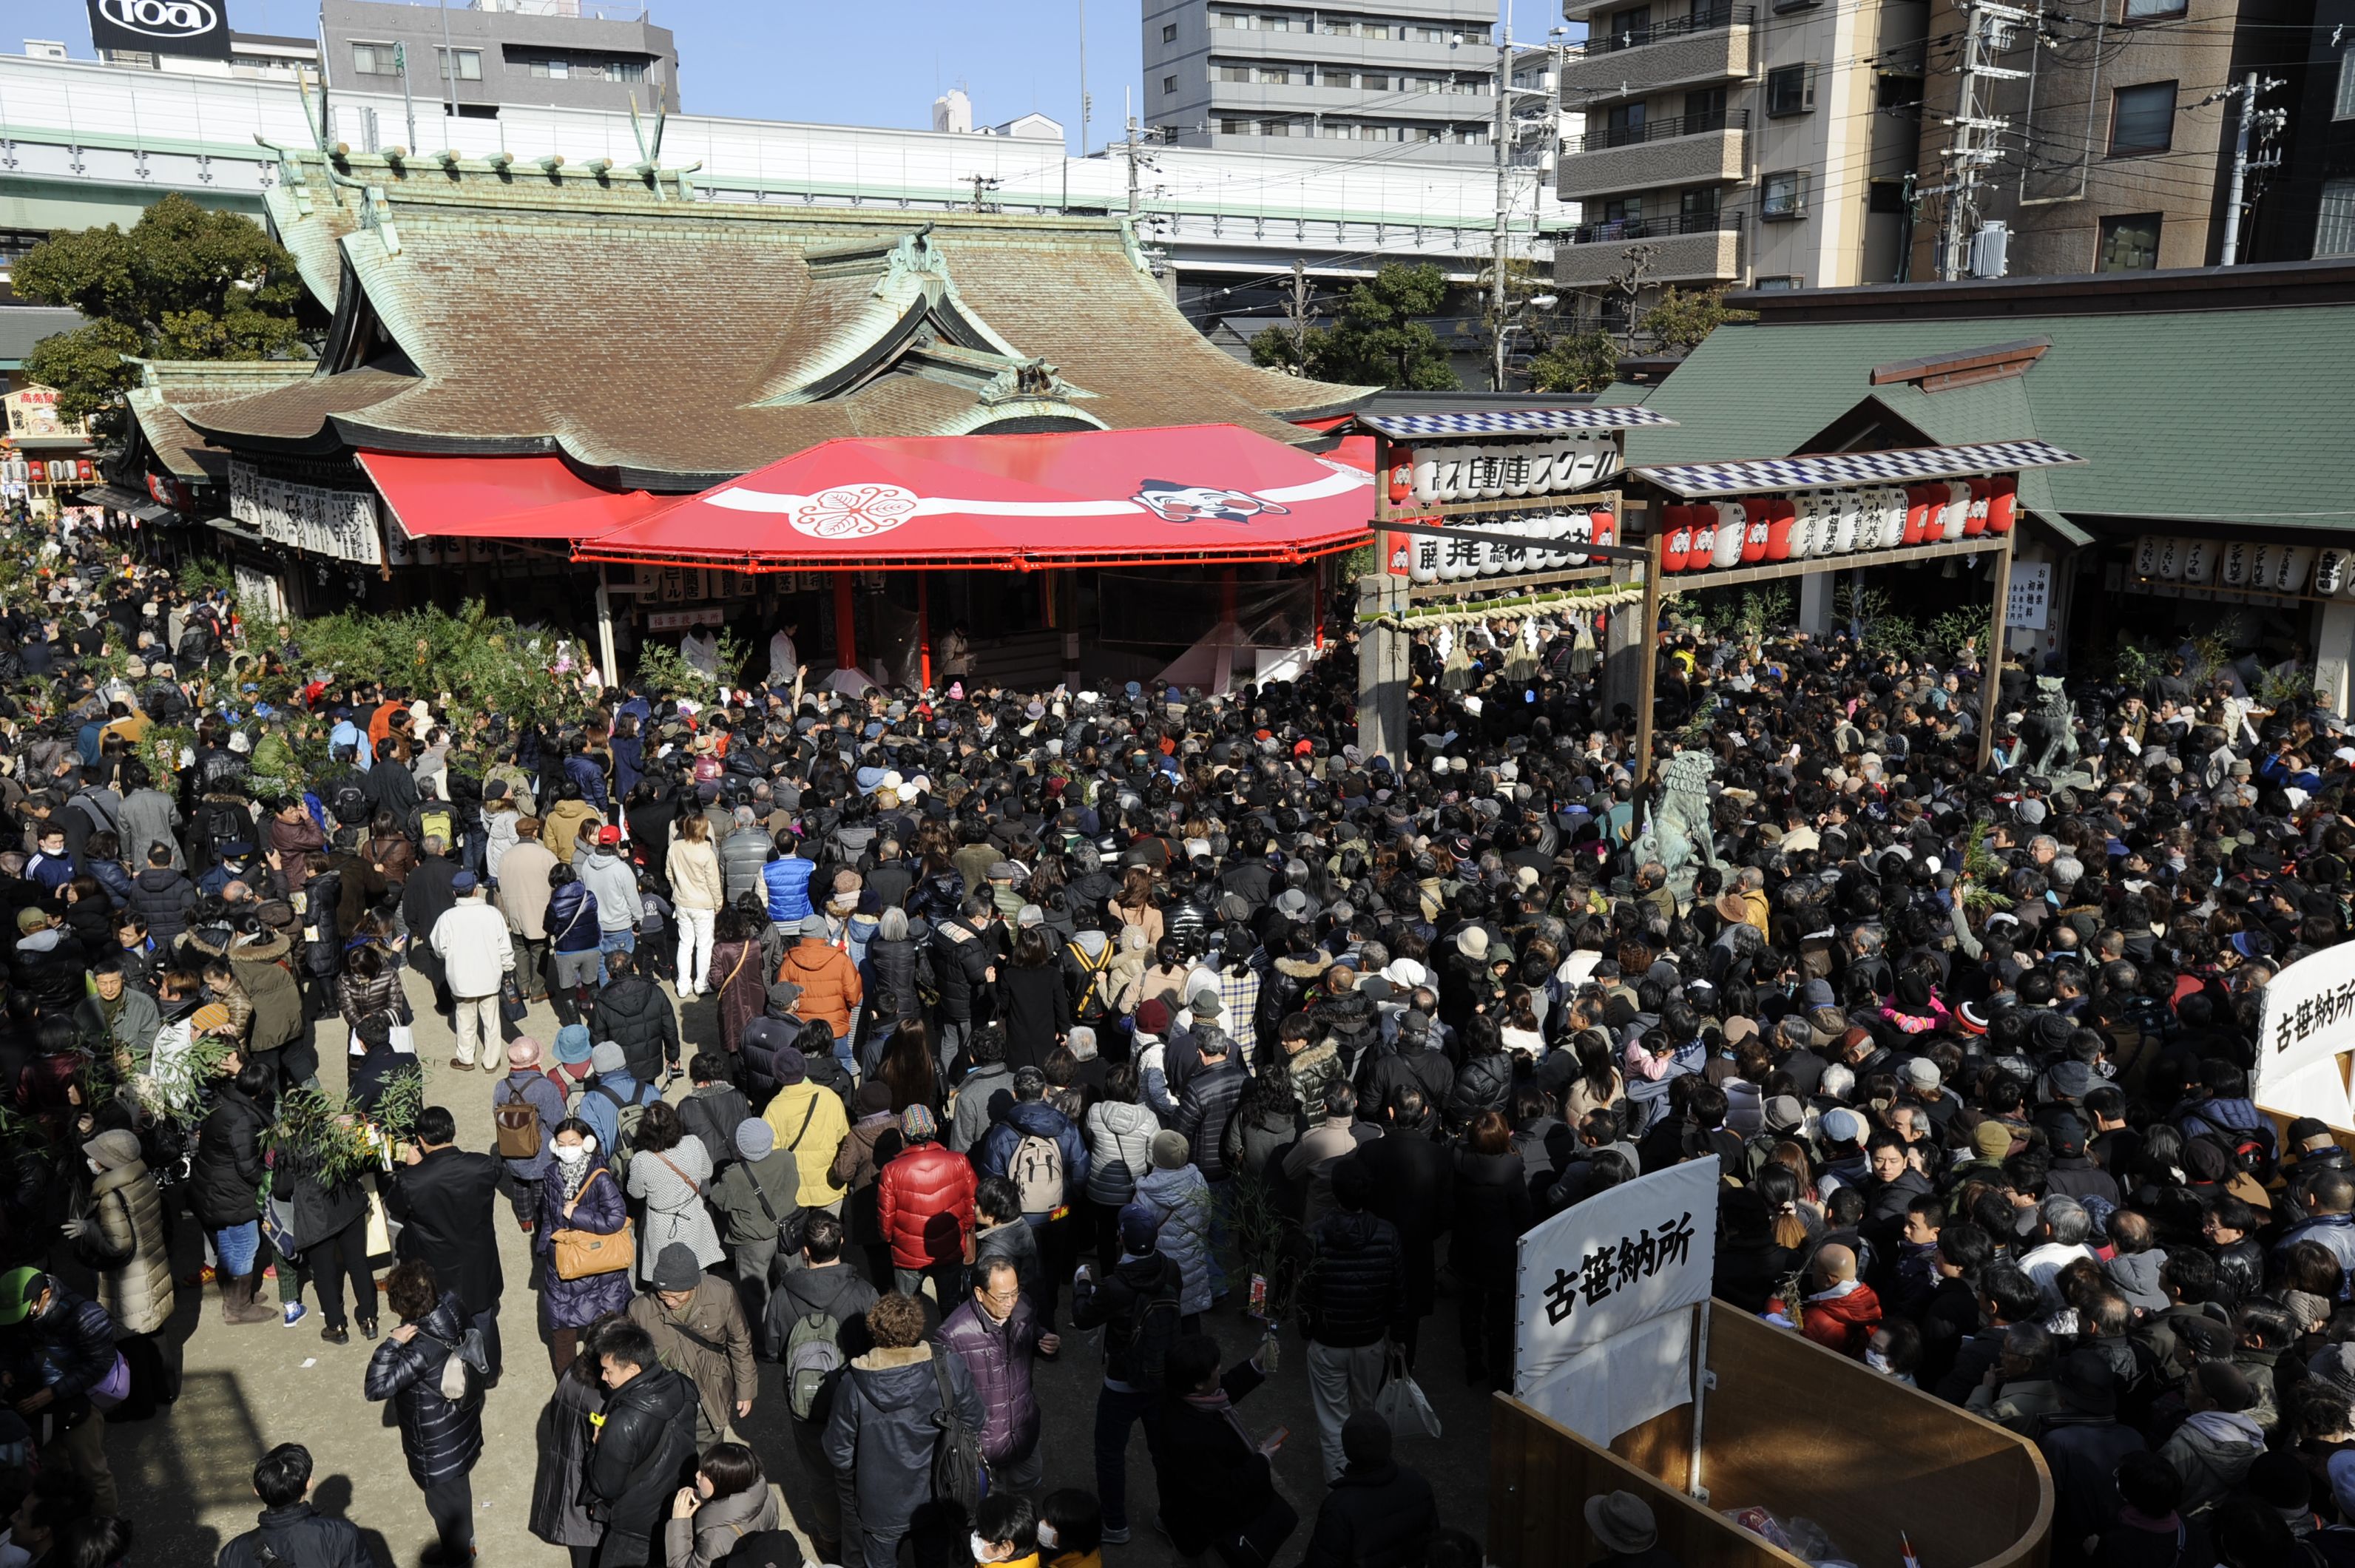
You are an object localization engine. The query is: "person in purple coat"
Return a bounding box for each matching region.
[535,1117,633,1377]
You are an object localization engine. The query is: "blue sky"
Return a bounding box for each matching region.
[16,1,1535,150]
[12,0,1134,150]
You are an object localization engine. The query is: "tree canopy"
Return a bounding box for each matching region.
[1526,331,1621,393]
[15,194,309,431]
[1250,263,1462,390]
[1637,287,1755,353]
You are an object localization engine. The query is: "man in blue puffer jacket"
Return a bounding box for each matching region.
[763,831,816,936]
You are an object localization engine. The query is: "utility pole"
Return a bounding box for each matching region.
[1283,258,1314,376]
[439,0,457,131]
[1125,114,1141,221]
[1934,1,2029,281]
[2216,72,2285,265]
[395,42,416,155]
[1490,16,1513,391]
[967,173,1001,212]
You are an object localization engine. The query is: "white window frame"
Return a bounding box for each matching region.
[2317,178,2355,257]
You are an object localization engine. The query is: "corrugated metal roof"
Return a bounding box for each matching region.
[0,306,84,369]
[1620,307,2355,533]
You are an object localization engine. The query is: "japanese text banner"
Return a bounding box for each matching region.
[1516,1155,1718,1388]
[2254,944,2355,1131]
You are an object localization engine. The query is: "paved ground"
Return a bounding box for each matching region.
[87,973,1502,1567]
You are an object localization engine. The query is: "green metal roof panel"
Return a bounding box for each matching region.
[1619,307,2355,532]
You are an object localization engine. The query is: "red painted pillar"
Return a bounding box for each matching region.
[1220,567,1239,624]
[833,574,856,672]
[916,573,933,691]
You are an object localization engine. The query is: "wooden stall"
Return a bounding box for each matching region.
[1491,1305,2052,1568]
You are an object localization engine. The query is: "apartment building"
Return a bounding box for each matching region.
[321,0,680,116]
[1553,0,1927,313]
[1143,0,1503,163]
[2232,0,2355,264]
[1905,0,2305,279]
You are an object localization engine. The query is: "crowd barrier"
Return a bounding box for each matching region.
[1490,1302,2052,1568]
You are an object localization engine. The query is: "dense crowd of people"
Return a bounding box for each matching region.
[0,511,2347,1568]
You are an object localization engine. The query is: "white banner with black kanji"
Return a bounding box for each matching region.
[1514,1155,1718,1389]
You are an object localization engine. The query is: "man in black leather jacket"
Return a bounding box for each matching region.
[585,1321,700,1568]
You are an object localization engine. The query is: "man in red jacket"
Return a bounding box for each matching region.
[876,1105,976,1303]
[1798,1243,1882,1358]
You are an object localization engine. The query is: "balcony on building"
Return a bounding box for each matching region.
[1557,107,1746,200]
[1560,2,1753,100]
[1555,207,1744,286]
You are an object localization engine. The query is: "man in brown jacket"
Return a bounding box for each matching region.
[629,1242,757,1446]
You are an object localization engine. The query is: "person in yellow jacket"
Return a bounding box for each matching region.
[760,1045,850,1211]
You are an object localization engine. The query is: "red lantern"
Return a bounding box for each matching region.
[1689,510,1715,570]
[1902,485,1936,545]
[1740,497,1771,564]
[1386,448,1415,505]
[1763,496,1797,561]
[1589,508,1614,551]
[1987,474,2017,535]
[1660,504,1692,572]
[1964,478,1990,538]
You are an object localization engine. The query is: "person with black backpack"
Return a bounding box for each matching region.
[1070,1203,1185,1545]
[761,1212,875,1567]
[823,1290,985,1568]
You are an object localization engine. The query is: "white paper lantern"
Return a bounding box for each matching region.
[1829,492,1861,554]
[1939,480,1970,542]
[2251,544,2279,589]
[1526,445,1555,495]
[1406,533,1439,583]
[2156,537,2182,581]
[1787,495,1819,561]
[2315,547,2350,598]
[1411,452,1441,504]
[1712,501,1746,569]
[2276,545,2314,593]
[1503,443,1535,498]
[2220,539,2249,586]
[2180,537,2214,584]
[2135,535,2162,578]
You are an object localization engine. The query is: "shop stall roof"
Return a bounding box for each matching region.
[569,422,1376,572]
[1632,438,2084,499]
[1345,406,1678,440]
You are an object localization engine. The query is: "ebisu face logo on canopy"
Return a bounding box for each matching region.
[88,0,234,58]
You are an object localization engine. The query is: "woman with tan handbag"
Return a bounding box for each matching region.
[536,1118,634,1376]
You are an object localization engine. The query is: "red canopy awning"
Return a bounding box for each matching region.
[357,452,655,540]
[571,424,1375,572]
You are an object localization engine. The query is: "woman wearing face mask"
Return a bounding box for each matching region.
[662,1442,780,1568]
[538,1118,632,1376]
[969,1491,1044,1568]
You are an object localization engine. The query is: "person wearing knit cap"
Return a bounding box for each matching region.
[628,1241,758,1447]
[492,1034,567,1232]
[760,1033,851,1212]
[710,1116,803,1322]
[575,1040,658,1163]
[876,1101,976,1303]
